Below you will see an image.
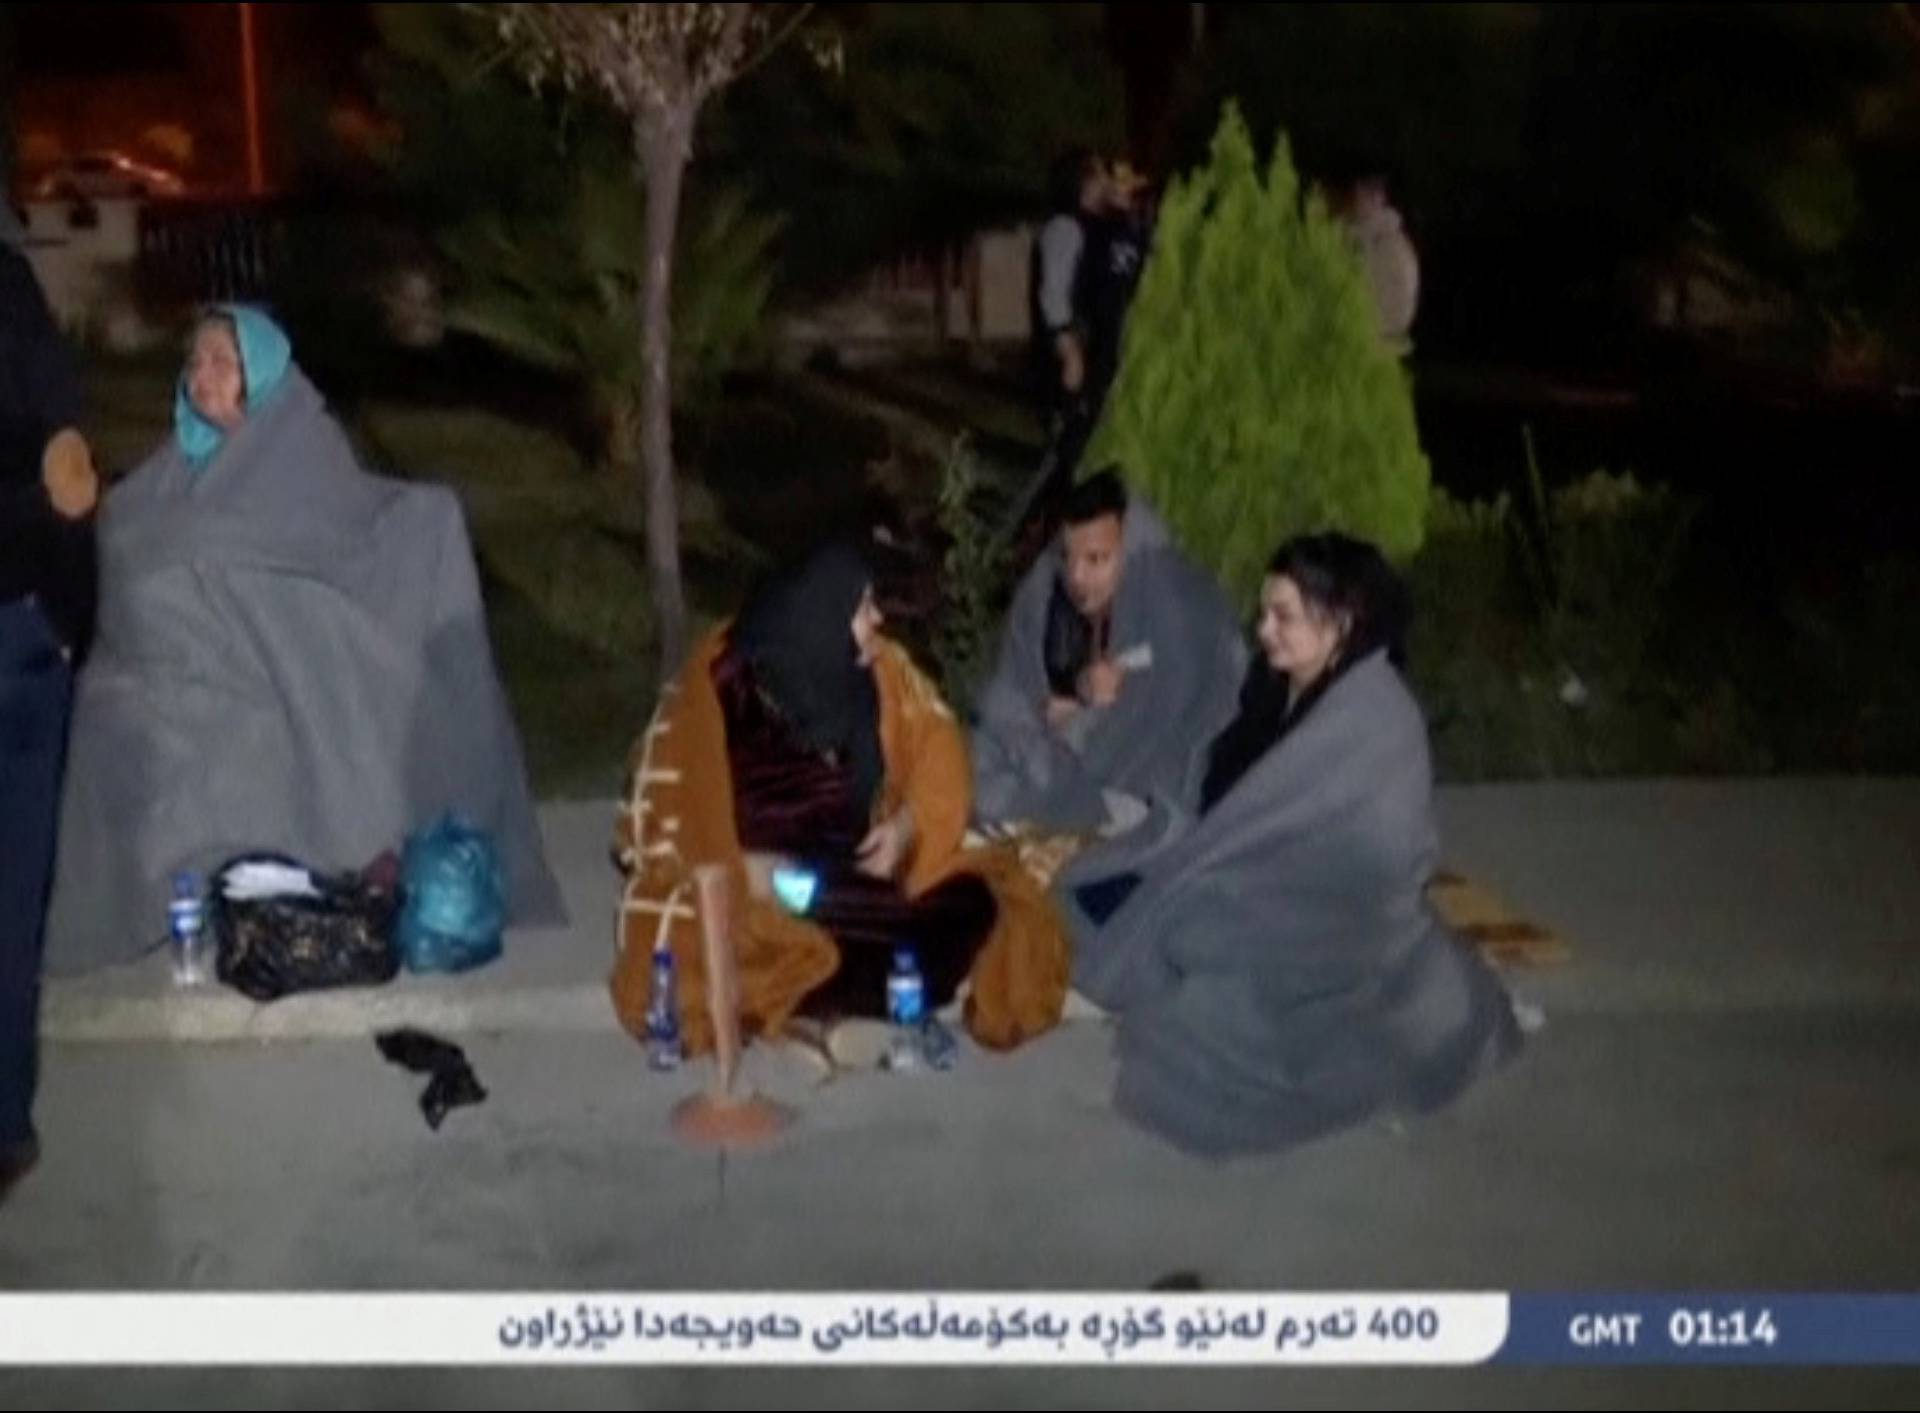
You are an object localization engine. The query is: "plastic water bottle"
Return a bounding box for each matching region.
[883,948,926,1073]
[169,871,208,988]
[646,949,684,1071]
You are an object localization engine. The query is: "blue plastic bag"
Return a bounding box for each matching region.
[398,815,506,975]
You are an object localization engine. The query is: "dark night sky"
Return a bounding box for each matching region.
[9,3,377,188]
[15,4,192,77]
[9,3,1190,170]
[15,3,371,79]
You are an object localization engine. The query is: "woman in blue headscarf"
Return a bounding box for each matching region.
[44,307,563,974]
[174,305,293,462]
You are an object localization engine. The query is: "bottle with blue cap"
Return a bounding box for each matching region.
[883,947,926,1072]
[646,947,684,1071]
[168,870,208,987]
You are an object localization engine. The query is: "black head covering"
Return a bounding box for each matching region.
[729,540,885,811]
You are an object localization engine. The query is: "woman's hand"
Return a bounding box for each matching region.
[856,805,915,881]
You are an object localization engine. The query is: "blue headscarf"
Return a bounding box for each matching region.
[173,305,293,465]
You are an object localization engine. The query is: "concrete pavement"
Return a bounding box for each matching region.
[5,780,1919,1408]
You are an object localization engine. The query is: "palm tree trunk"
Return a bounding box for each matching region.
[639,105,694,680]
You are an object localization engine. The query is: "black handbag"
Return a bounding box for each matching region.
[210,853,402,1003]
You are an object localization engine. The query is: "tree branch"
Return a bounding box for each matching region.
[727,2,817,90]
[689,3,753,102]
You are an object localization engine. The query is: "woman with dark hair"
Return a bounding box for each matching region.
[1197,532,1413,813]
[613,541,1070,1060]
[1057,533,1520,1157]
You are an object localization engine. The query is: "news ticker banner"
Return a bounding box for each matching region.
[1,1294,1917,1367]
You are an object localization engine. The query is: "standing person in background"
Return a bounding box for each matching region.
[1028,149,1110,505]
[1077,159,1153,426]
[1337,172,1421,355]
